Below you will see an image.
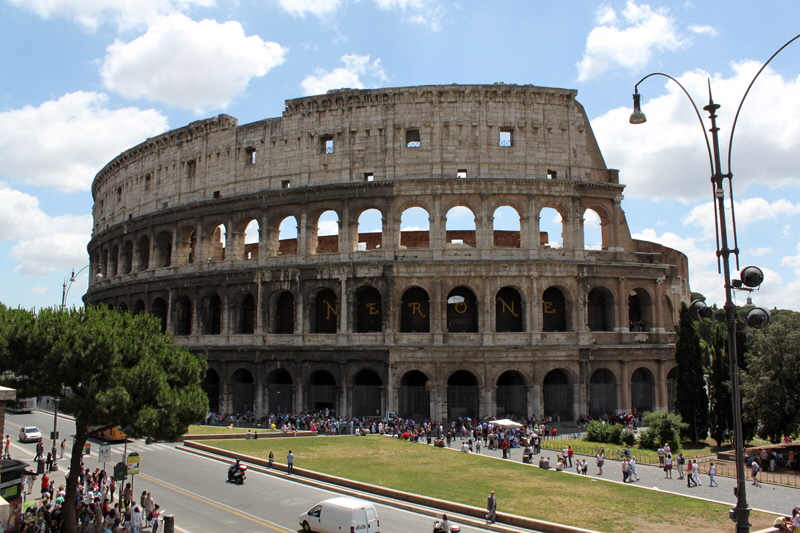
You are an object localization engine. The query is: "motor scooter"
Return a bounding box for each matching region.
[432,517,460,533]
[227,464,247,484]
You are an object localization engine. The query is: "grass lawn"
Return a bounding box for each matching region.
[184,425,280,435]
[203,435,774,533]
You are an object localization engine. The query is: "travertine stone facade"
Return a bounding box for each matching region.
[86,84,690,422]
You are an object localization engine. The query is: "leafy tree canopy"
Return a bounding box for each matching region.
[0,303,208,533]
[741,310,800,444]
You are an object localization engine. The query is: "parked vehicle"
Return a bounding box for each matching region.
[299,497,380,533]
[18,426,42,443]
[8,398,36,413]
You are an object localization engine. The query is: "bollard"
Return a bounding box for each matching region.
[163,514,175,533]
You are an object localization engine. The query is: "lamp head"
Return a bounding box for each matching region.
[689,299,712,321]
[630,91,647,124]
[745,306,771,329]
[740,266,765,288]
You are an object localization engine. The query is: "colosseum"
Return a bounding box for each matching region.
[85,83,690,423]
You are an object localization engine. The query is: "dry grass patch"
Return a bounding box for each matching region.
[205,436,773,532]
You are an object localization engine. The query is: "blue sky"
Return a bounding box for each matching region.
[1,0,799,312]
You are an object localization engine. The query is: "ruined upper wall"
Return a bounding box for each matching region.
[90,84,618,235]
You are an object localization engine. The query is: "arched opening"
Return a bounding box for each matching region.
[589,368,617,417]
[352,369,382,418]
[543,369,572,421]
[447,287,478,333]
[109,244,118,277]
[587,287,614,331]
[542,287,567,332]
[202,294,222,335]
[136,235,150,271]
[274,291,295,334]
[447,370,479,420]
[100,248,108,278]
[151,297,167,333]
[118,301,129,313]
[231,368,255,415]
[495,287,523,332]
[178,225,196,265]
[357,208,382,251]
[492,205,521,248]
[445,205,476,248]
[496,371,526,418]
[583,208,603,250]
[206,223,226,262]
[308,370,337,412]
[399,370,430,420]
[667,367,677,412]
[202,369,220,413]
[277,216,298,256]
[355,286,382,333]
[154,231,172,267]
[631,367,655,413]
[268,369,293,414]
[121,240,133,274]
[628,288,653,331]
[313,288,338,333]
[243,219,259,260]
[132,299,145,316]
[239,293,256,334]
[400,206,430,249]
[539,207,564,248]
[175,296,192,335]
[315,210,339,254]
[400,287,430,333]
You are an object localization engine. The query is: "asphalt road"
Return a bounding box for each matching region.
[5,410,503,533]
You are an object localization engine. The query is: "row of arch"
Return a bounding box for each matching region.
[111,283,673,336]
[203,366,676,421]
[92,201,613,279]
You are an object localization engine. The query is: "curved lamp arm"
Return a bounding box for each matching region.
[632,72,714,176]
[62,264,90,309]
[727,33,800,174]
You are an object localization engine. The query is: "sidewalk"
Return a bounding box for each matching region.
[460,437,795,519]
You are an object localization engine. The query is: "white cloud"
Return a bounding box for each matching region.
[577,1,687,81]
[0,184,92,277]
[101,14,288,112]
[373,0,444,31]
[277,0,342,18]
[6,0,214,31]
[683,198,800,239]
[0,92,167,193]
[689,24,718,37]
[592,61,800,201]
[301,54,388,96]
[746,247,773,257]
[31,287,50,296]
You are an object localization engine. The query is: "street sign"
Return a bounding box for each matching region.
[99,445,111,462]
[127,452,140,475]
[83,443,91,456]
[113,462,127,481]
[50,431,59,440]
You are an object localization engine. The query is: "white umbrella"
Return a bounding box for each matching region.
[488,419,523,428]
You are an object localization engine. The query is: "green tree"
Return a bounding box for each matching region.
[706,324,732,446]
[673,302,709,443]
[741,311,800,444]
[638,410,687,450]
[0,304,208,533]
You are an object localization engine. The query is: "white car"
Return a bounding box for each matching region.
[18,426,42,443]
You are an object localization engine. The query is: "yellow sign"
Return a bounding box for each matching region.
[127,452,140,475]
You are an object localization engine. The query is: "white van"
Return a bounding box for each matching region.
[299,497,380,533]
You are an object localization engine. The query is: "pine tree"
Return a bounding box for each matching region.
[674,302,709,443]
[707,324,732,446]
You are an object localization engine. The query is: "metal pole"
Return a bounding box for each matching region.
[704,98,750,533]
[50,398,60,471]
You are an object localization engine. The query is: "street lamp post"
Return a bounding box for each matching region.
[61,265,91,310]
[51,397,60,471]
[629,34,799,533]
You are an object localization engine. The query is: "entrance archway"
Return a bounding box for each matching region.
[543,369,572,421]
[447,370,479,420]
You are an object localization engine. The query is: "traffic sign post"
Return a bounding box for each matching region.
[126,452,140,503]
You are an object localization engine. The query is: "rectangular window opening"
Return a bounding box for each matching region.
[245,147,257,165]
[213,191,221,198]
[187,160,196,179]
[321,135,334,154]
[406,129,420,148]
[457,169,467,179]
[364,172,374,182]
[547,169,557,180]
[499,129,512,147]
[144,174,151,190]
[281,180,291,189]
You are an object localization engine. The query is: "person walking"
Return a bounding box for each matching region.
[596,450,604,475]
[708,462,718,487]
[629,456,639,481]
[60,439,66,459]
[486,491,497,524]
[664,453,673,479]
[676,453,685,479]
[621,457,630,482]
[35,441,44,461]
[692,460,702,486]
[751,459,761,485]
[287,450,294,475]
[3,435,10,459]
[687,462,696,487]
[567,446,574,467]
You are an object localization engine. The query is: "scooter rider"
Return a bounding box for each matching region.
[228,459,244,482]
